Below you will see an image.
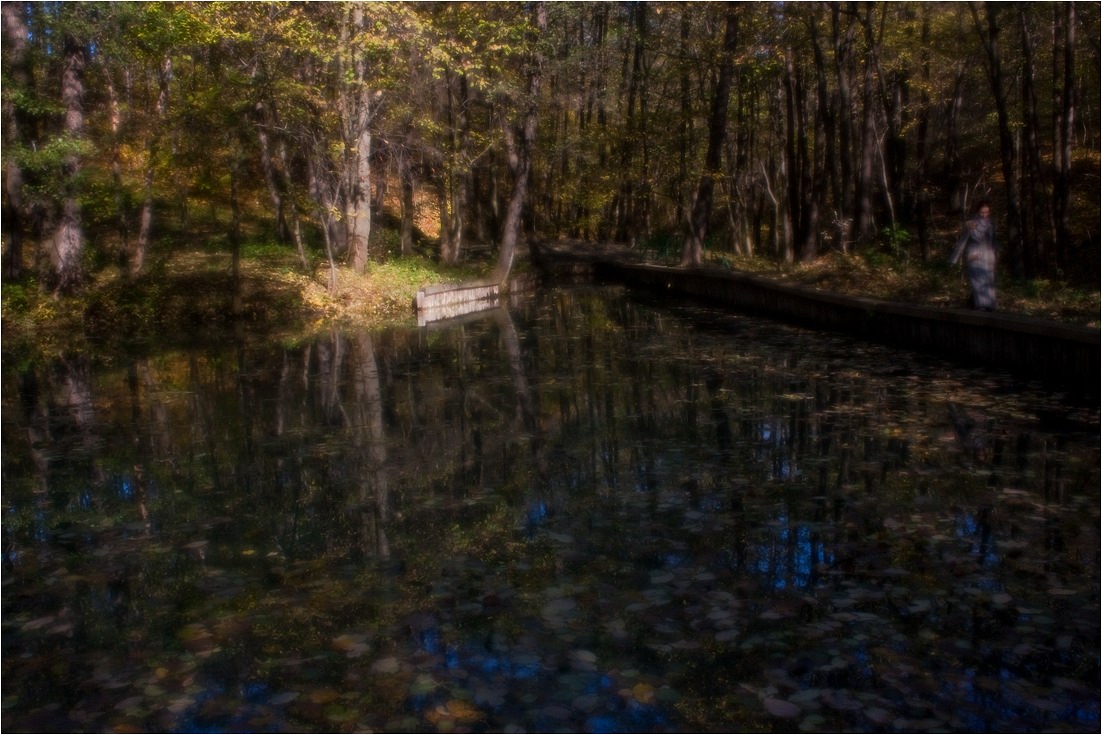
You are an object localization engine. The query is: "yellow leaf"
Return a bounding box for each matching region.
[632,683,657,704]
[308,688,342,704]
[446,699,483,721]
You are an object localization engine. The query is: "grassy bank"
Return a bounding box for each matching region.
[1,241,478,359]
[2,235,1097,363]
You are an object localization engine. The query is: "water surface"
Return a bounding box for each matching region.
[3,286,1098,732]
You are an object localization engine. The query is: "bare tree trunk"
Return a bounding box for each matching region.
[832,3,857,249]
[676,8,692,232]
[347,123,372,273]
[398,139,416,256]
[308,150,340,294]
[1018,6,1050,273]
[914,6,932,260]
[343,4,374,274]
[854,4,879,245]
[614,1,646,243]
[106,73,130,268]
[809,8,838,239]
[973,3,1024,276]
[496,117,531,282]
[3,1,31,280]
[783,22,819,263]
[133,55,170,278]
[255,98,289,242]
[437,70,472,265]
[493,2,546,284]
[945,64,967,212]
[229,141,244,318]
[681,5,738,268]
[274,134,310,271]
[49,32,87,293]
[783,46,802,258]
[1052,1,1075,265]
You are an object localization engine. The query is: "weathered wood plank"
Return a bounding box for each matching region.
[415,272,541,324]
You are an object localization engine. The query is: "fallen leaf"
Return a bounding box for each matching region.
[763,697,801,718]
[633,683,657,704]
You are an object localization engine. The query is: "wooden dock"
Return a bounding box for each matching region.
[415,272,540,326]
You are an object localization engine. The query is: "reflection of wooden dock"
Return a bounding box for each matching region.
[415,272,539,327]
[540,240,1100,393]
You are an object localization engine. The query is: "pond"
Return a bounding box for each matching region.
[2,285,1099,733]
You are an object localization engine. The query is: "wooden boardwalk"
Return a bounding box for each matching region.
[538,240,1100,394]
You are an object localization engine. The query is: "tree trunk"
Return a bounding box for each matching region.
[914,6,932,260]
[974,3,1024,276]
[681,5,738,268]
[809,8,838,238]
[2,1,31,280]
[783,46,801,259]
[133,54,170,279]
[676,8,692,233]
[1017,6,1050,273]
[229,142,244,318]
[347,124,372,273]
[49,32,87,293]
[398,140,415,257]
[854,4,879,245]
[275,134,310,271]
[945,64,967,212]
[614,1,646,243]
[344,5,373,275]
[493,2,546,284]
[783,24,819,263]
[832,3,857,249]
[255,97,289,243]
[438,70,471,266]
[1053,1,1075,265]
[308,149,340,294]
[106,73,129,268]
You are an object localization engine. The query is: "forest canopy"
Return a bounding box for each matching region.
[2,1,1099,295]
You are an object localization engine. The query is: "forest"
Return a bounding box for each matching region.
[2,1,1100,312]
[3,5,1101,732]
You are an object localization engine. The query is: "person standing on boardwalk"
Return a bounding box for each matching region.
[948,200,998,311]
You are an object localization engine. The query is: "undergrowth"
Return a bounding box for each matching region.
[3,232,1098,365]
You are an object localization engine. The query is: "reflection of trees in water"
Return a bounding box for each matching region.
[350,332,389,559]
[507,292,1099,595]
[6,295,1097,573]
[10,355,104,542]
[2,290,1098,732]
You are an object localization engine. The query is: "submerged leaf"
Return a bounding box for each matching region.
[632,683,657,704]
[370,656,401,675]
[763,697,801,718]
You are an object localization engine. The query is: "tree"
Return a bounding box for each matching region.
[1052,1,1076,264]
[2,0,31,280]
[492,1,547,283]
[342,3,377,274]
[681,5,738,268]
[48,24,88,293]
[972,2,1023,276]
[2,0,1098,297]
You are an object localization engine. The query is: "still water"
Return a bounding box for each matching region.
[3,286,1099,733]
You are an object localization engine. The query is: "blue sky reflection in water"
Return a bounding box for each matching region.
[2,285,1099,733]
